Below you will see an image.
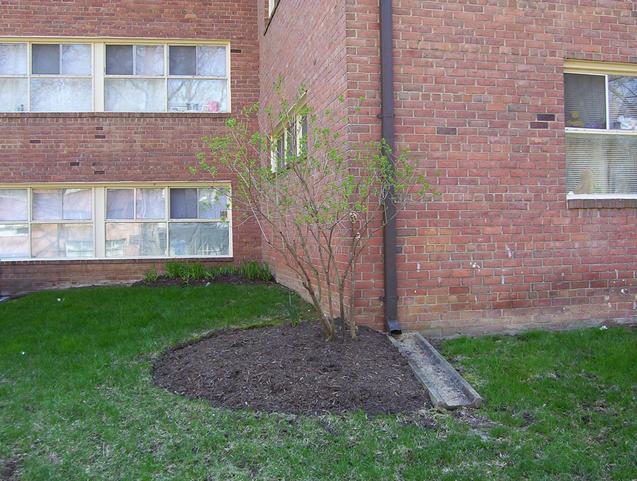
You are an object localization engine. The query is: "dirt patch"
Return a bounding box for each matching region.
[153,322,431,416]
[132,274,271,288]
[0,457,21,481]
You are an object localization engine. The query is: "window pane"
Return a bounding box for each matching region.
[286,123,296,158]
[32,190,62,220]
[106,189,134,219]
[0,224,29,259]
[169,46,196,75]
[32,44,60,75]
[136,45,164,76]
[198,188,228,219]
[63,189,92,220]
[0,43,27,75]
[0,189,28,221]
[276,136,285,169]
[566,132,637,195]
[609,75,637,131]
[170,188,198,219]
[169,222,229,256]
[167,79,227,112]
[564,74,606,130]
[196,46,226,76]
[33,189,91,221]
[105,79,165,112]
[106,222,166,257]
[0,78,27,112]
[136,188,165,219]
[106,45,133,75]
[30,78,92,112]
[61,44,91,75]
[32,223,93,258]
[300,115,308,142]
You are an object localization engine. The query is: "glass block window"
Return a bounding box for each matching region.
[565,70,637,196]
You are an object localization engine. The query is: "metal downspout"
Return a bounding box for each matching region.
[379,0,401,334]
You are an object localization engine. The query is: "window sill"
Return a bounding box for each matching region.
[0,256,234,265]
[567,198,637,209]
[0,112,232,119]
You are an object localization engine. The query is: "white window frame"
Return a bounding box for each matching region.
[565,60,637,199]
[270,113,307,172]
[0,183,233,262]
[0,37,231,113]
[0,42,95,112]
[268,0,278,17]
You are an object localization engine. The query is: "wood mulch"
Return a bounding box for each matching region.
[153,322,431,416]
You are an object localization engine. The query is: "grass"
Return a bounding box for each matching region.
[1,285,636,480]
[161,260,274,283]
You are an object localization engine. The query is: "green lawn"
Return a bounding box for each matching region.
[1,285,636,481]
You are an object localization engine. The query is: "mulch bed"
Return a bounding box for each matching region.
[153,322,431,416]
[132,274,270,288]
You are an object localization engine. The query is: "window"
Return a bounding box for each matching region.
[167,45,228,112]
[0,39,230,113]
[268,0,280,17]
[565,63,637,197]
[31,188,93,259]
[105,45,165,112]
[271,114,308,172]
[0,43,92,112]
[0,184,231,261]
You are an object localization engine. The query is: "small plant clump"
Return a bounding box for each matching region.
[240,261,274,282]
[144,266,159,283]
[143,261,273,285]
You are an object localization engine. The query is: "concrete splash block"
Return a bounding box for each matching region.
[389,332,483,410]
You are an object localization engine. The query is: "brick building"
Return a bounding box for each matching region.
[2,0,637,336]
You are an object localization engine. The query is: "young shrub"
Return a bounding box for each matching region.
[194,84,433,340]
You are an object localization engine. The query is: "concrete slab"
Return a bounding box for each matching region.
[389,332,483,410]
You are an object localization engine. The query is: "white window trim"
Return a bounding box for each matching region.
[0,182,233,262]
[268,0,278,17]
[566,192,637,200]
[564,65,637,199]
[0,37,232,113]
[270,112,307,172]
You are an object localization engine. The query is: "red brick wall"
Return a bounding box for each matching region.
[345,0,385,331]
[258,0,350,312]
[0,0,261,295]
[349,0,637,335]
